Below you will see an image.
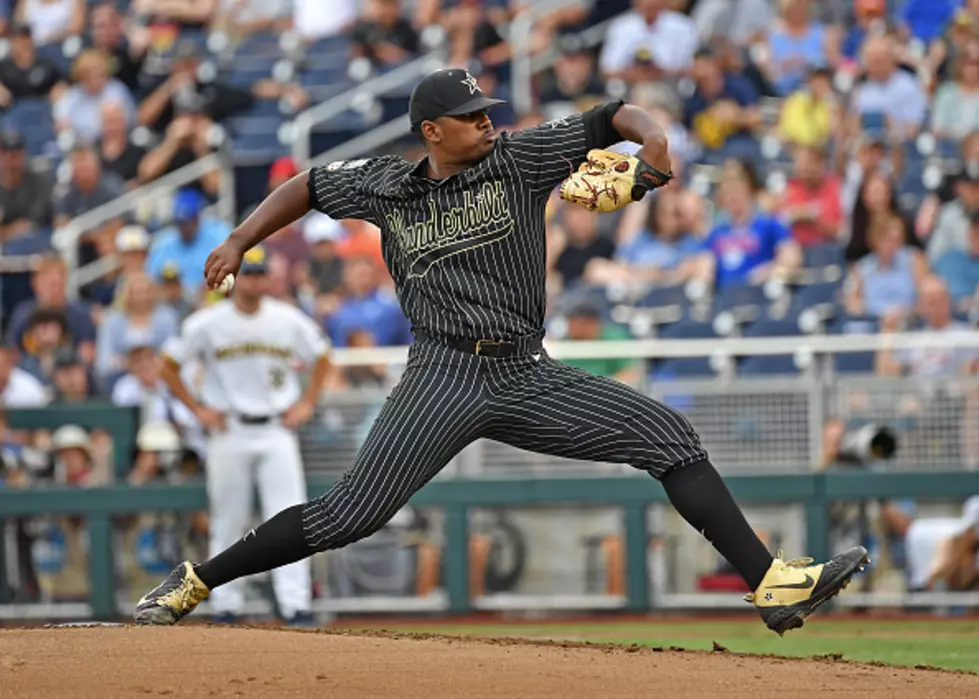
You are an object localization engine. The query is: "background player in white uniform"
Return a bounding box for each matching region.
[160,246,330,625]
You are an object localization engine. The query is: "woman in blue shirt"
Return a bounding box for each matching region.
[701,163,801,289]
[766,0,835,95]
[845,214,928,318]
[95,271,180,386]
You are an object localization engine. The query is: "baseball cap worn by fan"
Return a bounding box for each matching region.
[172,189,207,223]
[239,246,268,274]
[409,69,507,130]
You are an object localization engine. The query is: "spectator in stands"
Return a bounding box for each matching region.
[683,47,760,156]
[102,225,152,305]
[145,188,231,297]
[0,22,63,106]
[138,39,305,136]
[6,256,95,362]
[54,49,136,143]
[929,165,979,265]
[585,189,708,288]
[326,256,411,348]
[55,144,124,226]
[256,158,309,281]
[95,271,179,383]
[17,307,71,385]
[599,0,698,81]
[99,101,146,188]
[560,301,639,385]
[762,0,837,96]
[900,0,961,45]
[351,0,420,69]
[132,0,217,32]
[15,0,84,48]
[87,1,148,95]
[924,6,978,88]
[111,345,192,427]
[781,145,843,246]
[691,0,773,47]
[418,0,510,70]
[0,344,48,406]
[155,263,193,320]
[917,131,979,240]
[876,275,979,377]
[49,346,94,402]
[137,107,221,196]
[779,66,839,148]
[0,130,53,240]
[552,204,614,289]
[934,213,979,311]
[849,36,927,140]
[292,0,357,41]
[846,214,927,319]
[213,0,292,38]
[847,171,914,263]
[840,0,888,63]
[538,38,606,121]
[931,43,979,140]
[302,214,344,295]
[699,162,800,290]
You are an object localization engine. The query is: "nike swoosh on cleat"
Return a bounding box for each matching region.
[768,574,815,590]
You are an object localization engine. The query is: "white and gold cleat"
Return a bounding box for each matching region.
[746,546,869,636]
[134,561,210,626]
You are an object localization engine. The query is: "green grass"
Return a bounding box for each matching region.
[365,619,979,673]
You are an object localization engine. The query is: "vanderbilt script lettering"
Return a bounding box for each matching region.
[385,181,515,277]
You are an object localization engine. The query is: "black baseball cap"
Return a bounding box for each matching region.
[409,69,507,131]
[0,130,25,151]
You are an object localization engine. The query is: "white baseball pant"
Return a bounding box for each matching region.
[205,419,311,618]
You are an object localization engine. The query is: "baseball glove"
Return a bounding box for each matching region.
[559,149,673,213]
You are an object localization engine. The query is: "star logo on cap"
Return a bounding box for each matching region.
[461,73,482,95]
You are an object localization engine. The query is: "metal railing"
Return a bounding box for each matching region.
[326,329,979,367]
[50,144,236,299]
[290,55,444,167]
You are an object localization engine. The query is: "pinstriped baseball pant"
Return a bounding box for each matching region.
[301,339,708,552]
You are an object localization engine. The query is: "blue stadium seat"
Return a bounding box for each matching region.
[830,314,878,374]
[231,133,288,162]
[300,68,349,88]
[235,32,283,58]
[789,279,843,319]
[712,282,768,321]
[225,68,274,88]
[738,317,803,376]
[802,243,844,269]
[226,115,284,137]
[651,321,718,379]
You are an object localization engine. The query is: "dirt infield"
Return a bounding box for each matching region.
[1,626,978,698]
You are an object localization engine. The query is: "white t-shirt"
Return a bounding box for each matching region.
[164,299,329,416]
[293,0,358,40]
[1,368,49,408]
[599,10,698,75]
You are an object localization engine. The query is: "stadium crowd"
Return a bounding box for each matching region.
[2,0,979,600]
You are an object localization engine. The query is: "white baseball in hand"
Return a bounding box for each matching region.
[217,274,235,294]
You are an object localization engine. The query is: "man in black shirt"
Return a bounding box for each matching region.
[0,130,53,239]
[350,0,420,68]
[135,69,868,636]
[0,23,63,106]
[88,1,148,95]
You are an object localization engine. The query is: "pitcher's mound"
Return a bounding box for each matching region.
[1,626,976,698]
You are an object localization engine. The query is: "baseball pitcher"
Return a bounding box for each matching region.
[136,69,867,635]
[158,246,329,625]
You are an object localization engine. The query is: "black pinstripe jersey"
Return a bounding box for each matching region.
[308,101,626,340]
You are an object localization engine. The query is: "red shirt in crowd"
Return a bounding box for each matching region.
[781,175,843,247]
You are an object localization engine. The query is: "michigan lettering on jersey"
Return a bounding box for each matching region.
[384,181,514,278]
[215,342,292,360]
